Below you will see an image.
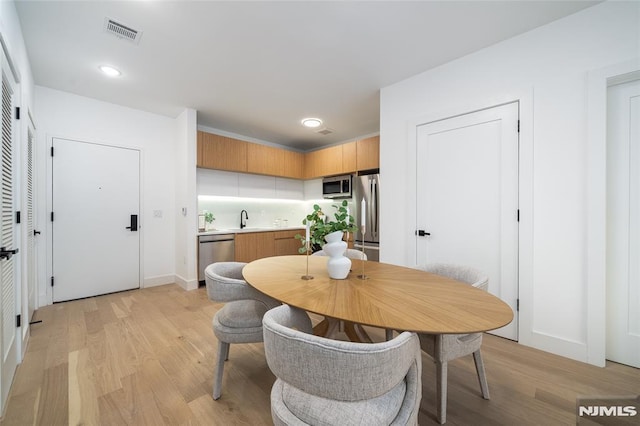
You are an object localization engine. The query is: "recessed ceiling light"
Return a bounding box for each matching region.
[301,118,323,128]
[99,65,121,77]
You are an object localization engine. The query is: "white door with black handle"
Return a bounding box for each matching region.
[52,138,140,302]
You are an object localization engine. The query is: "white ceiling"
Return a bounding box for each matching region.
[15,1,599,151]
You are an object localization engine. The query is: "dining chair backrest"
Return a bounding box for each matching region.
[417,263,488,292]
[312,248,368,260]
[263,304,422,425]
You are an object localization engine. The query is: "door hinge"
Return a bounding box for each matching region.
[517,120,520,133]
[16,211,20,224]
[516,299,520,312]
[50,146,54,157]
[517,209,520,222]
[50,212,54,222]
[16,314,21,327]
[15,107,20,120]
[50,276,54,287]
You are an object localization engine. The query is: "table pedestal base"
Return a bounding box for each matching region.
[313,317,372,343]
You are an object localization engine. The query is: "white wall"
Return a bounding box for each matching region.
[380,1,639,364]
[174,108,198,290]
[35,86,179,303]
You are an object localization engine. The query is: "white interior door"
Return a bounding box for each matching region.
[52,138,140,302]
[606,79,640,368]
[25,125,36,324]
[0,48,19,414]
[416,102,519,340]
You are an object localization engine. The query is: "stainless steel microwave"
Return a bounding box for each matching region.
[322,175,352,199]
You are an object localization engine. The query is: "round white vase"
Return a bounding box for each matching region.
[323,231,351,279]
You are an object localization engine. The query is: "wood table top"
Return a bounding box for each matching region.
[242,255,513,334]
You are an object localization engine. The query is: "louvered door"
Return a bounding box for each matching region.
[0,47,18,414]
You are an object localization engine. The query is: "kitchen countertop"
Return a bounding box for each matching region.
[198,226,304,236]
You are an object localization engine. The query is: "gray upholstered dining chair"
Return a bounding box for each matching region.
[416,263,490,424]
[312,248,367,260]
[204,262,280,400]
[263,304,422,426]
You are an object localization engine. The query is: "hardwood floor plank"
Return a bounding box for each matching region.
[2,284,638,426]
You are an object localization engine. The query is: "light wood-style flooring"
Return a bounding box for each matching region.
[1,284,638,425]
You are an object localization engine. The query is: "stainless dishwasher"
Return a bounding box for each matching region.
[198,234,235,283]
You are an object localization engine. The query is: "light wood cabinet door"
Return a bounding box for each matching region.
[234,233,255,263]
[342,141,357,174]
[235,232,276,262]
[197,131,248,172]
[356,135,380,171]
[274,230,304,256]
[282,150,304,179]
[304,145,344,179]
[247,144,281,176]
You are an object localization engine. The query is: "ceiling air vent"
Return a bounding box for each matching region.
[103,18,142,44]
[315,128,334,136]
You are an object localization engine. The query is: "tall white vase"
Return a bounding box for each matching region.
[323,231,351,279]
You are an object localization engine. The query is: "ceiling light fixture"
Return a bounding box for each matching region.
[99,65,121,77]
[301,118,323,128]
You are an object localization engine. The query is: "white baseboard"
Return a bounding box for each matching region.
[174,274,199,291]
[520,330,588,364]
[143,275,175,288]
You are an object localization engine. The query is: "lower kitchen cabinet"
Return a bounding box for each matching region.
[235,230,303,263]
[274,230,304,256]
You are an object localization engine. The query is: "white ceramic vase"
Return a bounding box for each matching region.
[323,231,351,279]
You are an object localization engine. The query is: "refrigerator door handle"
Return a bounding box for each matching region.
[371,178,378,238]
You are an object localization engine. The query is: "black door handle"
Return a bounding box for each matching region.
[33,230,41,236]
[415,230,431,237]
[0,247,18,260]
[125,214,138,232]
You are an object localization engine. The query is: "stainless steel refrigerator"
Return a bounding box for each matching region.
[354,172,380,261]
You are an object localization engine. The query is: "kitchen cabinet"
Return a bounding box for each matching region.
[235,232,275,262]
[246,144,305,179]
[235,230,301,262]
[356,136,380,171]
[282,150,305,179]
[197,131,248,172]
[304,145,344,179]
[342,141,357,174]
[274,230,303,256]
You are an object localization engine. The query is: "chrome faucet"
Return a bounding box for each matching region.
[240,209,249,229]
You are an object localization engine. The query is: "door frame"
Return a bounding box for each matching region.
[406,90,534,345]
[586,58,640,367]
[45,134,145,305]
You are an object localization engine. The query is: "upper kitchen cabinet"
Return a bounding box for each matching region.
[197,131,248,172]
[342,141,357,173]
[198,130,304,179]
[246,144,305,179]
[304,144,356,179]
[356,136,380,171]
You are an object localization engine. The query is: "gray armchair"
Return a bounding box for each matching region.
[263,304,422,425]
[416,263,490,424]
[204,262,280,400]
[311,248,367,260]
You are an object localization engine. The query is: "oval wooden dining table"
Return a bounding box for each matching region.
[242,255,513,341]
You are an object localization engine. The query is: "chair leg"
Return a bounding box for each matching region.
[436,360,448,424]
[385,329,393,341]
[473,349,490,400]
[223,342,230,361]
[213,341,229,400]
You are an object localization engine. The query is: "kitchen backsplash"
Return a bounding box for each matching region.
[198,197,355,231]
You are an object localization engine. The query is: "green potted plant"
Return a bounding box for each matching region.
[296,200,357,253]
[204,211,215,230]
